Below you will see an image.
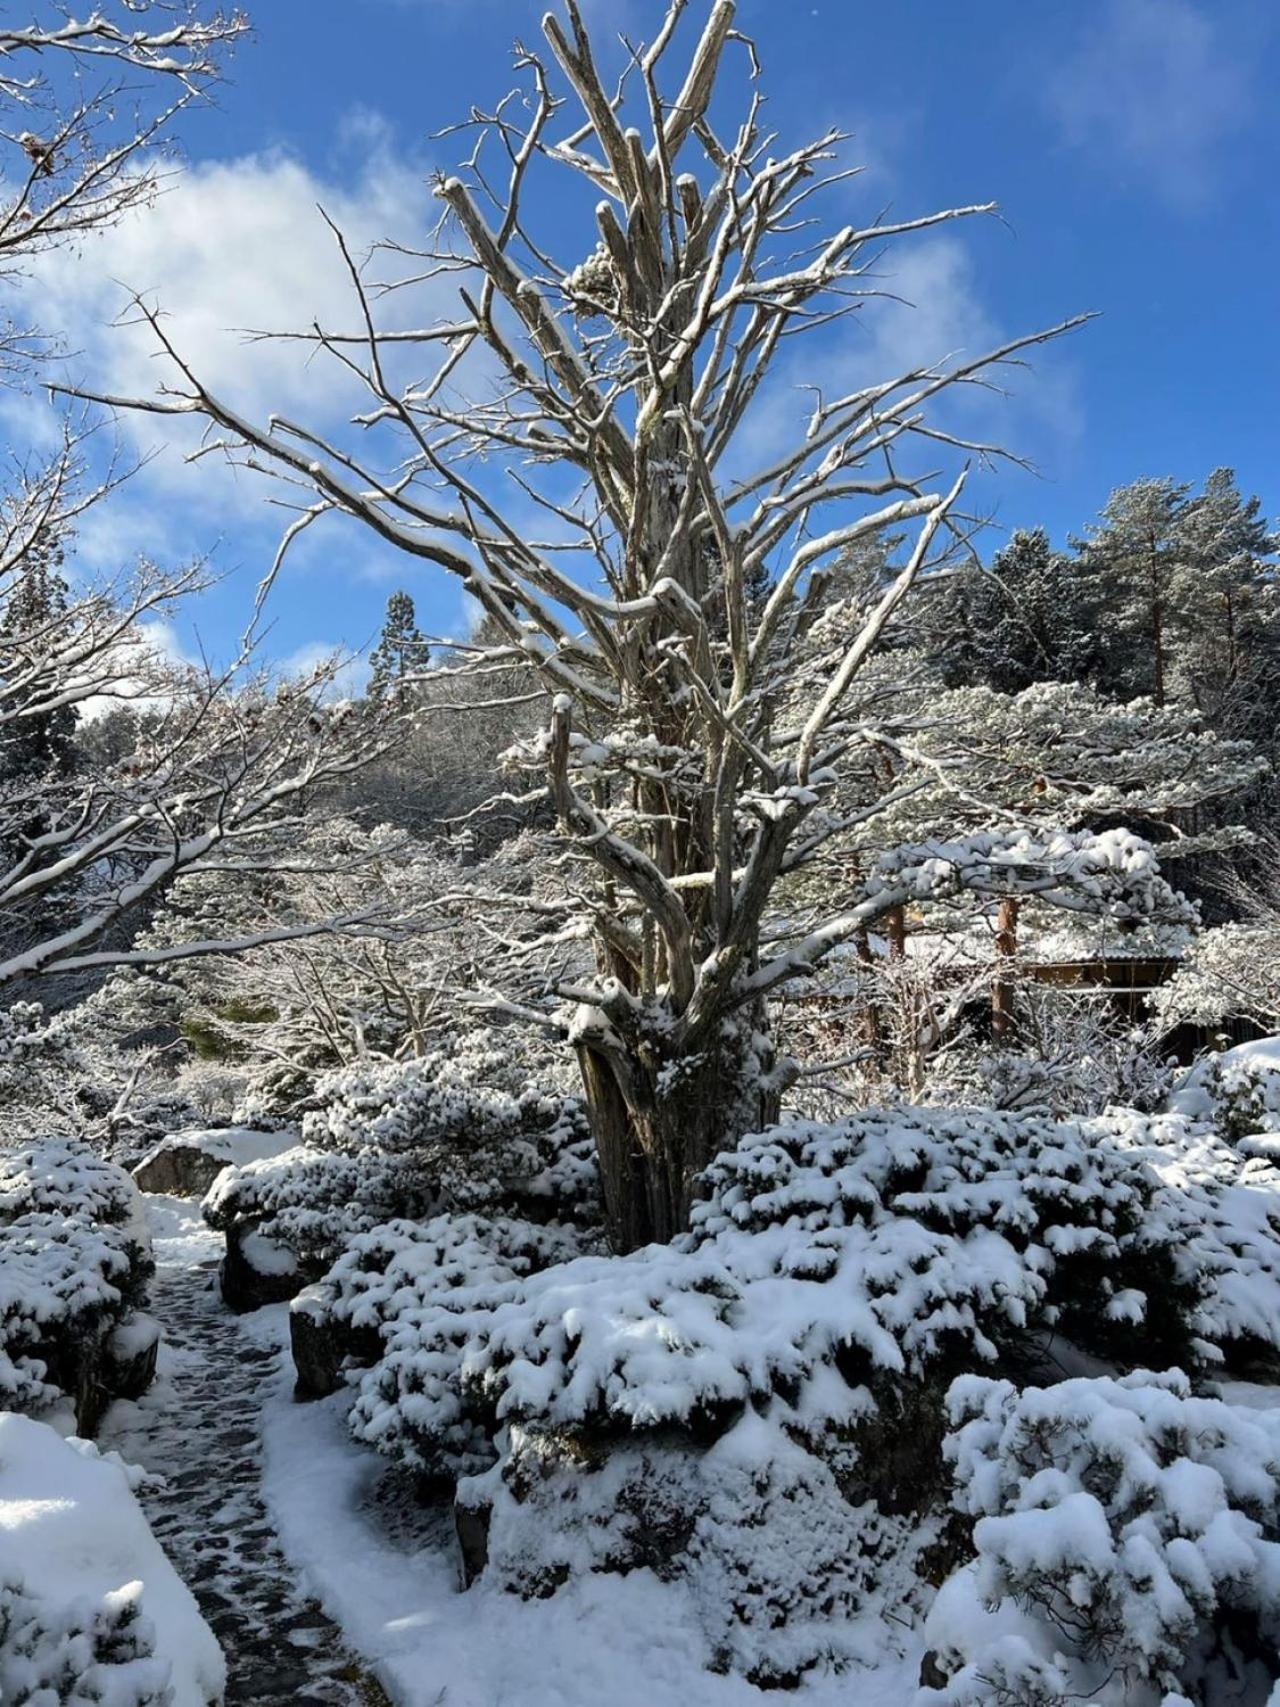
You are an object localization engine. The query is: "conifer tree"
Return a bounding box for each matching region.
[368,590,429,704]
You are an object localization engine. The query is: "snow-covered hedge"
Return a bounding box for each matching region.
[295,1099,1280,1686]
[0,1412,224,1706]
[444,1109,1200,1470]
[921,1369,1280,1705]
[0,1139,143,1230]
[301,1040,597,1221]
[1101,1108,1280,1373]
[464,1407,930,1687]
[206,1035,599,1273]
[0,1141,153,1429]
[298,1213,594,1473]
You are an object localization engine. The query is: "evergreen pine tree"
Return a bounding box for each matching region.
[1073,477,1193,705]
[0,526,77,788]
[929,528,1095,694]
[368,590,429,704]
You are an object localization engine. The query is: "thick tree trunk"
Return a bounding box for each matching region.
[576,1014,780,1251]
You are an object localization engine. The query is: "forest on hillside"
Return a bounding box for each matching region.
[3,5,1280,1706]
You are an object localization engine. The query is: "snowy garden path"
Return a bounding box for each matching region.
[101,1196,391,1707]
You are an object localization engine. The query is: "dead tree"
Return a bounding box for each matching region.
[64,3,1191,1247]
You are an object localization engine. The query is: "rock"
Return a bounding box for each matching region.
[289,1286,343,1400]
[454,1490,491,1587]
[105,1311,161,1400]
[220,1221,303,1312]
[918,1649,950,1690]
[289,1286,383,1401]
[131,1127,299,1198]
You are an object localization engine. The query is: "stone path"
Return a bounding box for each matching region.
[101,1206,390,1707]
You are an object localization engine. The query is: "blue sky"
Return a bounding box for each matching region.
[34,0,1280,679]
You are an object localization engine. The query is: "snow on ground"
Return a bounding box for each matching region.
[0,1410,225,1707]
[258,1347,923,1707]
[101,1194,388,1706]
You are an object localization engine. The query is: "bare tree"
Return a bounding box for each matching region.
[0,2,244,283]
[64,2,1189,1247]
[0,428,393,988]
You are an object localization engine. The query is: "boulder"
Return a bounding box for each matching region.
[104,1312,161,1401]
[454,1488,491,1588]
[289,1286,343,1399]
[219,1221,303,1312]
[289,1285,383,1401]
[131,1128,298,1198]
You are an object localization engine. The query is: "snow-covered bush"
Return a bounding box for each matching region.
[0,1576,171,1707]
[1097,1108,1280,1373]
[203,1144,408,1269]
[465,1408,928,1687]
[207,1033,599,1272]
[1154,922,1280,1032]
[355,1107,1207,1520]
[921,1369,1280,1705]
[302,1213,593,1474]
[1172,1048,1280,1147]
[0,1141,153,1427]
[301,1037,597,1222]
[0,1413,224,1706]
[0,1139,142,1228]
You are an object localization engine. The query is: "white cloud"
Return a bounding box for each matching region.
[17,125,471,577]
[78,617,198,722]
[278,641,370,700]
[1044,0,1252,206]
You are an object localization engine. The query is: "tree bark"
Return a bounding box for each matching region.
[576,1012,780,1250]
[992,896,1020,1041]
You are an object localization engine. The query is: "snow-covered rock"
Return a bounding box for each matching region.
[0,1411,225,1706]
[131,1126,299,1198]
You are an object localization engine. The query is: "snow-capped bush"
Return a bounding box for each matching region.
[1100,1109,1280,1373]
[466,1407,927,1687]
[203,1144,407,1268]
[1154,922,1280,1032]
[0,1141,153,1426]
[310,1214,593,1475]
[350,1108,1205,1501]
[921,1369,1280,1705]
[207,1034,599,1271]
[1184,1051,1280,1146]
[0,1139,141,1229]
[0,1575,172,1707]
[301,1038,597,1222]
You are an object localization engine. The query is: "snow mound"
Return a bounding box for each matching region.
[0,1411,224,1706]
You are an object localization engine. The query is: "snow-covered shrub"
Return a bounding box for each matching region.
[1177,1050,1280,1147]
[311,1214,592,1475]
[466,1407,928,1686]
[0,1139,141,1228]
[921,1369,1280,1705]
[207,1032,599,1272]
[1154,922,1280,1032]
[0,1576,171,1707]
[1099,1109,1280,1374]
[203,1144,408,1269]
[353,1108,1204,1504]
[0,1413,224,1706]
[0,1141,153,1427]
[301,1037,598,1223]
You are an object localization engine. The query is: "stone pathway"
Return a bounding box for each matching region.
[101,1205,390,1707]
